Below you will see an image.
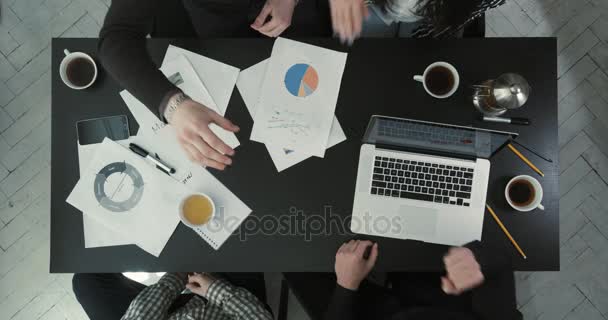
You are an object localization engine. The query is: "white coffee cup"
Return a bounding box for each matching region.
[505,175,544,212]
[59,49,97,90]
[413,61,460,99]
[179,193,216,228]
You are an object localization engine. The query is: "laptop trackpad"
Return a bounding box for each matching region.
[400,205,438,238]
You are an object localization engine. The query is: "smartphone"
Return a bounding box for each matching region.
[76,115,130,146]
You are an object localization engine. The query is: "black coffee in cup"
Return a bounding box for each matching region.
[425,66,455,96]
[66,57,96,87]
[508,179,535,206]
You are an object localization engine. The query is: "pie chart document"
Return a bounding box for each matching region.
[250,38,348,158]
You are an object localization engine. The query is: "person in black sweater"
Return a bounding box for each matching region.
[98,0,332,170]
[322,240,522,320]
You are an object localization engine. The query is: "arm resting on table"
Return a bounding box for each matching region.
[121,273,186,320]
[206,279,274,320]
[98,0,179,119]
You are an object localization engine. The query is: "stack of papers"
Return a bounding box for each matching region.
[68,138,191,257]
[238,38,348,171]
[74,46,253,254]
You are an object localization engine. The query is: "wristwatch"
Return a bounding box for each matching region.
[164,92,190,123]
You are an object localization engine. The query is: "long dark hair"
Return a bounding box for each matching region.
[413,0,481,30]
[376,0,482,30]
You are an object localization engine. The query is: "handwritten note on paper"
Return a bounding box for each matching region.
[267,109,311,137]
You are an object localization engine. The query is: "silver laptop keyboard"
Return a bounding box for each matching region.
[371,156,474,206]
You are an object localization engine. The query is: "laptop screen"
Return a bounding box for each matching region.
[363,116,516,159]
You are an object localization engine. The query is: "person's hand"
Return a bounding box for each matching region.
[441,247,485,295]
[335,240,378,290]
[251,0,297,37]
[169,99,240,170]
[186,273,216,297]
[329,0,369,44]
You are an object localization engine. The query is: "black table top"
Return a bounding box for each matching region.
[51,38,558,273]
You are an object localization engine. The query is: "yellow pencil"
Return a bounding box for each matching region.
[485,204,527,259]
[507,144,544,177]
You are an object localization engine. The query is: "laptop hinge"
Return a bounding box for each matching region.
[375,143,477,161]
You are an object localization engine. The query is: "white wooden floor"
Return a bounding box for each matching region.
[1,0,608,319]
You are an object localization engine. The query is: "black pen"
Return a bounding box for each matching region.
[129,143,176,175]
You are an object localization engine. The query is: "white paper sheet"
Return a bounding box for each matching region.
[67,138,191,257]
[77,91,170,249]
[236,59,267,116]
[77,127,253,251]
[130,126,252,250]
[162,45,241,116]
[159,55,239,149]
[78,47,248,251]
[250,38,348,157]
[237,59,347,172]
[120,54,253,249]
[78,141,134,248]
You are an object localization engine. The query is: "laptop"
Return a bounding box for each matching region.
[351,116,517,246]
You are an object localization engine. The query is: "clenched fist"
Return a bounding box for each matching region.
[251,0,298,37]
[441,247,485,295]
[335,240,378,290]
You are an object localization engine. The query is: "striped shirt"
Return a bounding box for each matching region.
[121,273,273,320]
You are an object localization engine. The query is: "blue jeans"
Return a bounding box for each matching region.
[361,5,421,38]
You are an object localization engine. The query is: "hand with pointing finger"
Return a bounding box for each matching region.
[335,240,379,290]
[251,0,297,37]
[441,247,485,295]
[168,99,240,170]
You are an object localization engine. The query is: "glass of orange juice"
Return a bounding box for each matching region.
[179,193,215,228]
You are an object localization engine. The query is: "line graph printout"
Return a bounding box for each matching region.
[250,38,347,158]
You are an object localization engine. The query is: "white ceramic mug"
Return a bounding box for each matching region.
[179,193,216,228]
[505,175,544,212]
[59,49,97,90]
[413,61,460,99]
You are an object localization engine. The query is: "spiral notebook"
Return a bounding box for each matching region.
[173,163,252,250]
[123,122,253,250]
